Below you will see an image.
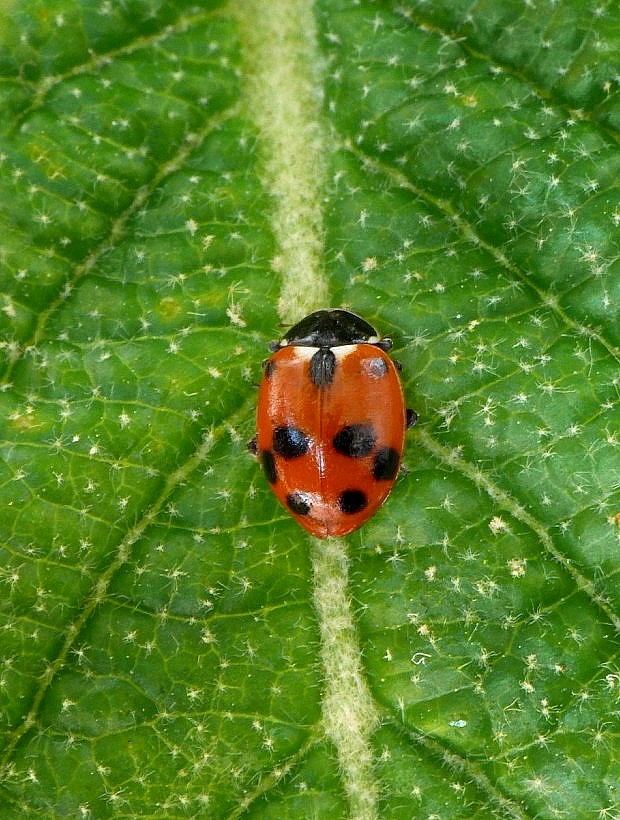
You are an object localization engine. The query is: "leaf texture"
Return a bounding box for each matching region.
[0,0,618,817]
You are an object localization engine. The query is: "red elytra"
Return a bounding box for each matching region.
[250,309,415,538]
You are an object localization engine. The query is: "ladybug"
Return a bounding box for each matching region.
[249,309,416,538]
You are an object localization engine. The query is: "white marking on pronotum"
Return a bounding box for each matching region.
[286,345,359,361]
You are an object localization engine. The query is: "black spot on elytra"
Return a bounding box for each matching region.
[273,425,310,459]
[373,447,399,481]
[338,489,368,514]
[286,492,311,516]
[333,423,376,458]
[309,347,336,387]
[263,359,276,378]
[261,450,277,484]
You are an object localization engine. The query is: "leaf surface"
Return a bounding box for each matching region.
[0,0,618,817]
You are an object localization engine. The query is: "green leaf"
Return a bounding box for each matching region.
[1,0,618,817]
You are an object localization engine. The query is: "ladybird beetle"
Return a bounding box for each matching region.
[249,309,416,538]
